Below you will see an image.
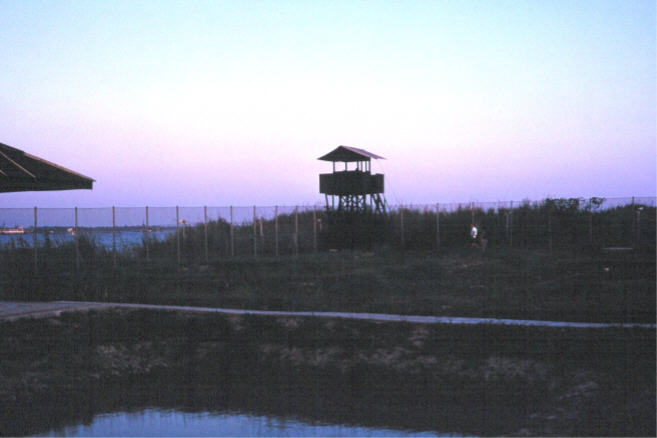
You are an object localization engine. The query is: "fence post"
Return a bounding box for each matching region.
[636,207,642,249]
[294,206,299,256]
[275,206,279,257]
[313,206,317,253]
[33,206,38,274]
[498,201,503,246]
[471,202,475,225]
[253,205,257,258]
[509,201,513,247]
[230,206,234,257]
[548,209,552,252]
[145,206,150,263]
[400,207,405,249]
[631,197,635,248]
[204,206,208,263]
[505,211,509,244]
[524,203,528,248]
[112,206,117,267]
[176,206,180,265]
[588,210,593,246]
[436,203,440,251]
[75,206,80,271]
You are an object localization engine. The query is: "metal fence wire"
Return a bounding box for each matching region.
[0,197,654,269]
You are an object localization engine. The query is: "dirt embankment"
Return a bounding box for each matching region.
[1,308,654,436]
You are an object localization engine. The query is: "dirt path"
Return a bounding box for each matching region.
[1,301,654,329]
[0,301,114,320]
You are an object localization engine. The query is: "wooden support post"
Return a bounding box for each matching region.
[524,204,528,248]
[631,197,635,248]
[75,206,80,271]
[548,210,552,252]
[505,212,509,243]
[294,206,299,256]
[400,208,405,249]
[509,201,514,247]
[230,206,234,257]
[436,203,440,251]
[204,206,208,263]
[253,205,257,258]
[471,202,475,225]
[588,211,593,246]
[275,206,279,257]
[176,206,181,265]
[313,206,317,253]
[112,206,117,267]
[636,208,641,249]
[33,206,38,274]
[145,206,150,263]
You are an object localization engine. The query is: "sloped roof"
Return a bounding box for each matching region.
[0,142,94,192]
[318,145,385,162]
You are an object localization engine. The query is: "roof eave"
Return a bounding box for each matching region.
[318,145,386,162]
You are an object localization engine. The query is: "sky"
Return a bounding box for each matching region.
[0,0,655,207]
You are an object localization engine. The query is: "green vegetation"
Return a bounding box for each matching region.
[1,199,654,323]
[2,199,653,436]
[1,309,654,436]
[1,244,654,324]
[1,199,653,435]
[138,199,655,256]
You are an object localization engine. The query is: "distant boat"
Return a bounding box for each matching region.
[1,227,25,235]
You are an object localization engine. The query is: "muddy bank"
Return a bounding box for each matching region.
[1,308,654,436]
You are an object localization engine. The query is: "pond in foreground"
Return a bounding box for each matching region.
[34,408,446,437]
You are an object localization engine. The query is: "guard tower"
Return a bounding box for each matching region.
[319,145,386,213]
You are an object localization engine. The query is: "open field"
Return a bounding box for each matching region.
[0,308,653,436]
[2,246,654,324]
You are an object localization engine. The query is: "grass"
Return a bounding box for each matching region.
[1,200,653,436]
[0,308,653,436]
[1,244,654,323]
[2,200,653,325]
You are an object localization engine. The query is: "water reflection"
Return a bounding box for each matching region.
[36,408,444,437]
[15,374,472,437]
[33,409,456,437]
[7,310,577,437]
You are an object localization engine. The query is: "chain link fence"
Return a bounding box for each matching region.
[0,197,654,272]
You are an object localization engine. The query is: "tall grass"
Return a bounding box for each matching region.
[2,198,653,266]
[0,198,653,323]
[134,198,656,259]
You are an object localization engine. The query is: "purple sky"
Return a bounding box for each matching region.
[1,0,655,207]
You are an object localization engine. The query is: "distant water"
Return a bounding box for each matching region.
[33,409,445,437]
[0,230,175,250]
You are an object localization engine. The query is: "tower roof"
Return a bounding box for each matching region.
[318,145,385,162]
